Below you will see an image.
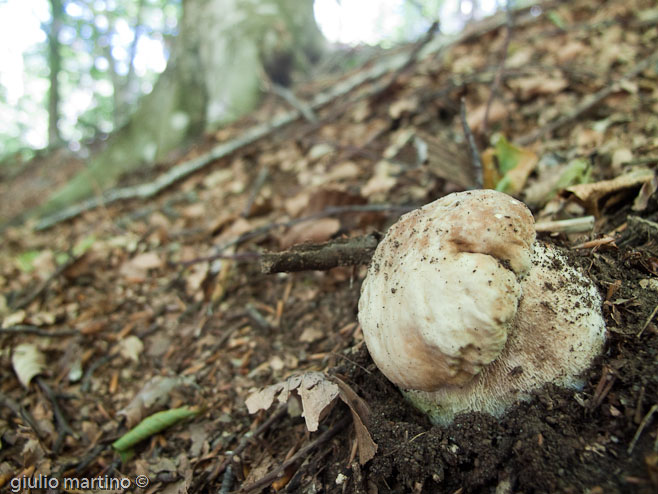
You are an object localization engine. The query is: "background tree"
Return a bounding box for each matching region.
[47,0,64,147]
[38,0,324,215]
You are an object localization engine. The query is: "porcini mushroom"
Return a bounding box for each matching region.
[358,189,606,425]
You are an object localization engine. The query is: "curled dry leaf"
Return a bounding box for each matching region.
[246,372,339,432]
[565,168,654,216]
[12,343,46,388]
[246,372,378,464]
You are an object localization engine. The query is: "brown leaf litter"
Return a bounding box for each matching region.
[2,0,658,492]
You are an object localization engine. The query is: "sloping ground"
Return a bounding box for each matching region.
[2,0,658,493]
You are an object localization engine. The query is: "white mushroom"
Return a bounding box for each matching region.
[358,190,606,425]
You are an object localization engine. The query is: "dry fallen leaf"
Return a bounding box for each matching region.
[279,218,341,249]
[246,372,340,432]
[246,372,378,464]
[117,335,144,363]
[509,74,569,100]
[12,343,46,388]
[120,251,164,281]
[565,168,655,216]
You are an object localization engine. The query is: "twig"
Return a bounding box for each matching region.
[242,167,270,218]
[0,390,46,439]
[481,1,513,137]
[11,254,78,310]
[628,404,658,454]
[571,237,616,250]
[459,98,484,188]
[260,233,381,274]
[37,377,77,454]
[217,404,288,493]
[245,303,272,331]
[638,303,658,338]
[81,354,118,393]
[535,216,595,234]
[269,83,317,123]
[516,50,658,146]
[0,324,79,337]
[240,416,350,493]
[176,252,261,268]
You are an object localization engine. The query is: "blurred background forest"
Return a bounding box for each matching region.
[0,0,500,164]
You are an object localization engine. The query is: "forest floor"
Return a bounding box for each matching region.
[2,0,658,492]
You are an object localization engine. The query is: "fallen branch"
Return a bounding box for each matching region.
[34,42,446,231]
[260,233,381,274]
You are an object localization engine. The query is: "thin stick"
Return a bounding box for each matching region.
[269,83,317,123]
[241,416,349,493]
[0,325,79,337]
[12,254,78,310]
[242,167,270,218]
[0,391,45,439]
[535,216,595,233]
[205,204,412,263]
[481,1,513,137]
[81,354,117,393]
[37,377,77,453]
[460,98,484,188]
[638,303,658,338]
[217,404,288,492]
[627,404,658,454]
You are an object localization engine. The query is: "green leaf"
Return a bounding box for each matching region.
[112,406,199,452]
[547,11,567,29]
[73,235,96,257]
[493,134,522,175]
[553,158,591,192]
[15,251,41,273]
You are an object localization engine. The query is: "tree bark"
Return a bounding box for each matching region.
[47,0,63,147]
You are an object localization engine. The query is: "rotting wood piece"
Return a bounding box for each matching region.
[260,233,381,274]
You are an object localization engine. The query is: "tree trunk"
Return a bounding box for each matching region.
[40,0,324,215]
[47,0,63,147]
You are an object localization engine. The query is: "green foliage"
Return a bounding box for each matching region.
[15,251,42,273]
[0,0,181,160]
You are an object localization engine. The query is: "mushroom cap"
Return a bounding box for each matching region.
[358,190,536,391]
[404,242,606,425]
[358,189,606,424]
